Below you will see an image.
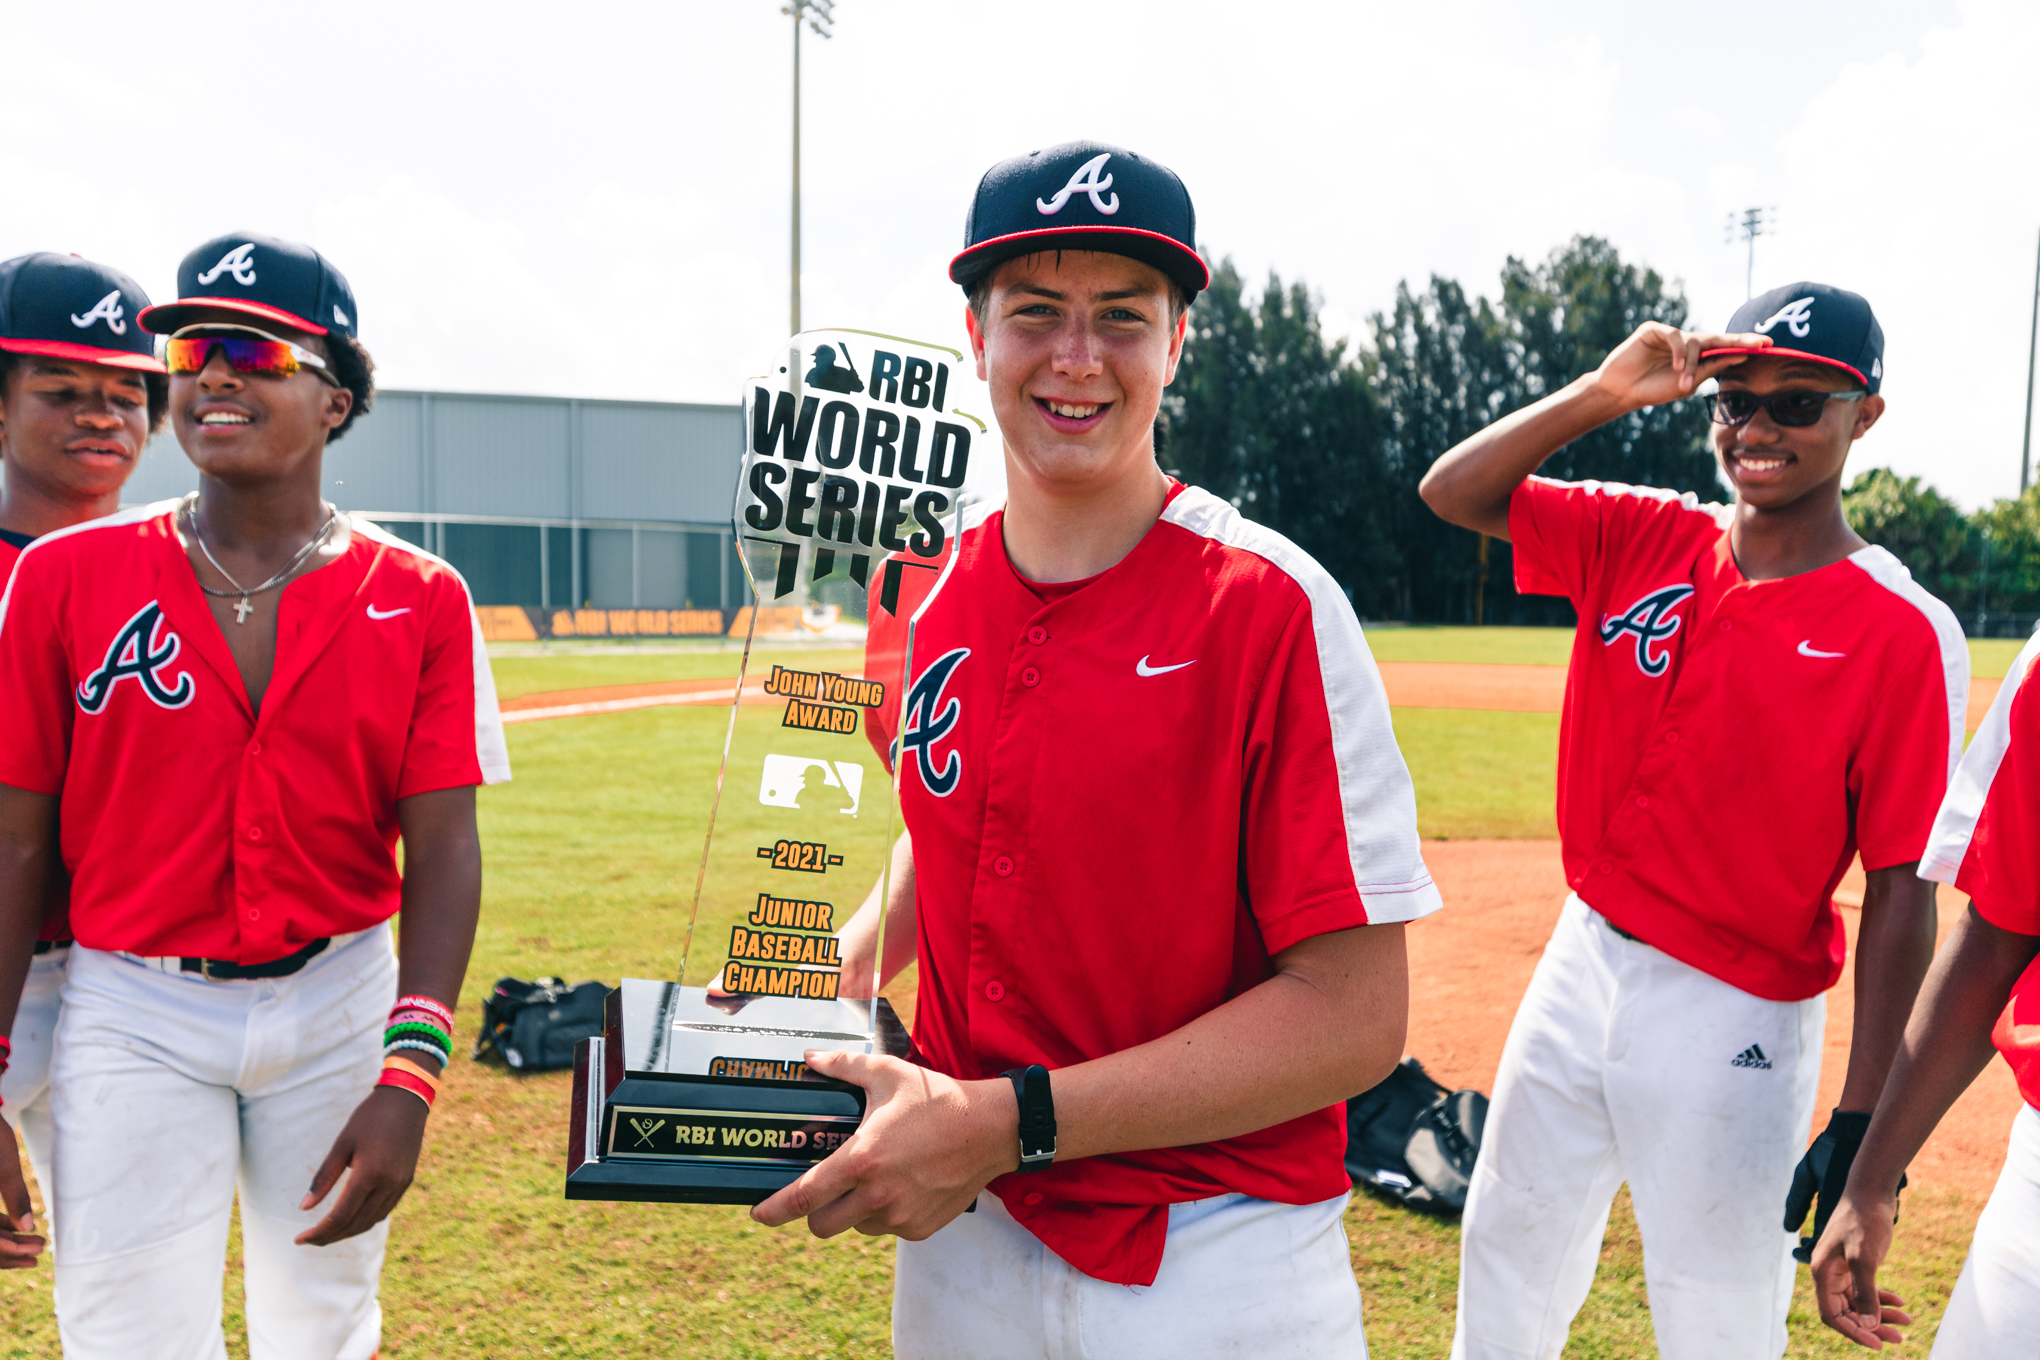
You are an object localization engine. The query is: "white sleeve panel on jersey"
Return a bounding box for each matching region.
[1162,489,1443,924]
[1850,545,1971,789]
[1921,629,2040,886]
[351,517,512,786]
[466,604,513,786]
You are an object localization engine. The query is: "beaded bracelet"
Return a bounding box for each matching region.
[385,1037,452,1062]
[384,1021,452,1052]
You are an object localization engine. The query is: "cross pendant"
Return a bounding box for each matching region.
[233,597,253,624]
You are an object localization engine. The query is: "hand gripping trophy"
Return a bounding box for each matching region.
[566,329,976,1203]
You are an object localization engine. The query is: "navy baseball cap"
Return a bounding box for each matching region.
[0,253,166,372]
[139,232,359,340]
[1705,282,1883,394]
[950,140,1209,297]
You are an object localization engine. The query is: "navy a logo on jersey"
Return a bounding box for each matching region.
[76,602,196,713]
[898,647,969,797]
[1600,584,1695,677]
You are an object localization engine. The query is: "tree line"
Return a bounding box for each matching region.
[1162,236,2036,633]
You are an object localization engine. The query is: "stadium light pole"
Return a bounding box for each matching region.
[784,0,835,338]
[2021,225,2039,494]
[1725,207,1777,300]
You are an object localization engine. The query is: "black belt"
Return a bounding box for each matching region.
[1608,922,1642,943]
[180,937,330,981]
[32,939,73,956]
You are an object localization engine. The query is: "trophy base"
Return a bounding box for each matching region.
[565,981,916,1206]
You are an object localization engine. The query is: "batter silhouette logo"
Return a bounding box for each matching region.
[1037,153,1119,216]
[1600,584,1695,677]
[196,243,258,287]
[69,290,127,335]
[899,648,970,797]
[77,601,196,713]
[1753,297,1815,339]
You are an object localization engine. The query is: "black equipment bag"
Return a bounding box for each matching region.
[1345,1057,1490,1213]
[473,976,613,1072]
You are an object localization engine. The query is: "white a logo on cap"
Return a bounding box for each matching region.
[1037,153,1119,216]
[69,290,127,335]
[333,304,350,328]
[196,243,258,287]
[1754,297,1815,339]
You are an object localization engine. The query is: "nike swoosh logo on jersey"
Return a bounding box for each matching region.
[1135,655,1195,677]
[1797,640,1846,658]
[366,605,412,620]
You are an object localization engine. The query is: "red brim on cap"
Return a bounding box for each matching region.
[1699,346,1868,389]
[138,297,328,337]
[0,337,167,374]
[949,226,1212,293]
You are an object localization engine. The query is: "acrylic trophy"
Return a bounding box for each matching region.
[566,329,974,1204]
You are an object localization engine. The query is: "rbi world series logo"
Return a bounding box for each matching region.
[196,243,258,287]
[1037,153,1119,216]
[77,601,196,713]
[898,647,970,797]
[1600,585,1695,678]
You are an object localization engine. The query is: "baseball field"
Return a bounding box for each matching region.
[0,625,2025,1357]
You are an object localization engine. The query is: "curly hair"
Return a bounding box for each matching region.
[0,352,170,434]
[323,332,376,442]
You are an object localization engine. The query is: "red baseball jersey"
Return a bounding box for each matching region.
[1922,631,2040,1110]
[866,482,1440,1286]
[0,530,64,944]
[1511,476,1966,1001]
[0,503,510,962]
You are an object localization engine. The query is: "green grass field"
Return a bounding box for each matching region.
[0,631,1988,1356]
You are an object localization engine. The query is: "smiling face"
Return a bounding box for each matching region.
[0,355,152,507]
[965,250,1187,497]
[1713,354,1884,510]
[169,306,353,486]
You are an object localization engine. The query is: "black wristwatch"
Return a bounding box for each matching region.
[1002,1064,1057,1171]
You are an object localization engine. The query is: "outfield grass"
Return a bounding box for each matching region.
[1393,709,1557,840]
[489,644,865,702]
[1364,625,1575,667]
[1970,637,2026,680]
[0,640,1986,1356]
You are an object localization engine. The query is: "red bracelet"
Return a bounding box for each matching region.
[377,1067,437,1109]
[393,994,455,1028]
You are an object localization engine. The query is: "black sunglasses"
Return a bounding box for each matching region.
[1707,388,1867,429]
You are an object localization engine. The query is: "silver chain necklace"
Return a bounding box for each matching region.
[182,493,339,625]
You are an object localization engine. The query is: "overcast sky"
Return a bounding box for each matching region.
[5,0,2035,507]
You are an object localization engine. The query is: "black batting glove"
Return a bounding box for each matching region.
[1785,1109,1906,1264]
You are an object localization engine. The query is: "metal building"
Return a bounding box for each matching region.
[124,389,750,613]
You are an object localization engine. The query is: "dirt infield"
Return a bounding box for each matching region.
[1411,840,2022,1197]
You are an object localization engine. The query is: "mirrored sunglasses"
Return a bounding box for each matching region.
[1707,388,1866,429]
[163,325,338,385]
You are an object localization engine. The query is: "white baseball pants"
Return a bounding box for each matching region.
[894,1189,1366,1358]
[1453,896,1823,1360]
[50,925,397,1360]
[1,948,68,1206]
[1932,1102,2040,1355]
